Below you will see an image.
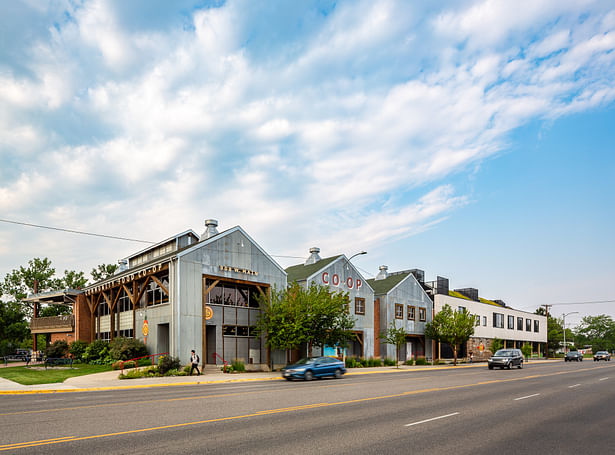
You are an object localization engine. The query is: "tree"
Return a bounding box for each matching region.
[1,258,59,318]
[535,307,564,357]
[575,315,615,352]
[491,337,504,353]
[60,270,88,289]
[521,343,533,360]
[254,282,355,362]
[0,301,29,356]
[425,304,475,365]
[91,263,118,282]
[379,323,407,368]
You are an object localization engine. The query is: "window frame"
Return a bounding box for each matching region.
[407,305,416,321]
[419,307,427,322]
[395,303,404,319]
[354,297,365,315]
[508,315,515,330]
[534,320,539,333]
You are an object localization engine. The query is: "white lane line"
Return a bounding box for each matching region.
[599,377,609,381]
[568,384,581,388]
[405,412,460,427]
[514,393,540,401]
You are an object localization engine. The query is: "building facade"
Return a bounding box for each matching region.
[285,248,376,359]
[367,266,433,361]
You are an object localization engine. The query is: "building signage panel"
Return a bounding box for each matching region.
[218,265,258,276]
[321,272,362,290]
[85,262,168,295]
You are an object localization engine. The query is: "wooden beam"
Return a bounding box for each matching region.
[202,278,220,302]
[134,276,151,307]
[111,288,122,311]
[122,284,133,303]
[151,275,169,296]
[102,291,112,307]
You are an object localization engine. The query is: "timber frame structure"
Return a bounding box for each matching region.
[84,261,170,342]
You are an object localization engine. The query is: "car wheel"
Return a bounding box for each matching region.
[304,370,314,381]
[507,362,512,370]
[488,365,493,370]
[518,361,523,369]
[285,377,293,381]
[334,369,343,379]
[565,358,568,362]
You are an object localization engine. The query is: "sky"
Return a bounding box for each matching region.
[1,0,614,328]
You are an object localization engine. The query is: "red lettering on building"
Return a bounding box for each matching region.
[332,274,340,286]
[322,272,329,284]
[346,277,354,289]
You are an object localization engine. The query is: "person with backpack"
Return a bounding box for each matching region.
[190,350,200,376]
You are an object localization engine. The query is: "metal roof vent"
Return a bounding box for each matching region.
[375,265,388,280]
[118,259,128,272]
[202,219,219,239]
[305,247,321,265]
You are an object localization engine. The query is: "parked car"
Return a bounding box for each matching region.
[488,349,524,370]
[593,351,611,361]
[282,356,346,381]
[565,351,583,362]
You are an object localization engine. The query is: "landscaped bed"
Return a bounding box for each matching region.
[0,363,111,385]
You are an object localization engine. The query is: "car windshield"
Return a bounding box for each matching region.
[294,358,318,365]
[596,351,608,355]
[494,350,514,357]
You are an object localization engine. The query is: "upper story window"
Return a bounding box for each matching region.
[355,297,365,315]
[475,315,480,326]
[419,307,427,322]
[526,318,532,332]
[395,304,403,319]
[493,313,504,328]
[458,306,466,313]
[483,316,487,326]
[508,315,514,329]
[119,289,133,313]
[407,305,415,321]
[207,280,260,308]
[98,302,110,316]
[534,320,539,333]
[517,317,523,330]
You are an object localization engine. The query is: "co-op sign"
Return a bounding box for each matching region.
[320,272,363,290]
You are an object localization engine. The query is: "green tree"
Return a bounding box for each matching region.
[0,301,29,356]
[521,343,533,360]
[91,263,118,282]
[535,307,564,357]
[60,270,88,289]
[491,337,504,353]
[425,304,475,366]
[379,323,407,368]
[254,282,355,362]
[575,315,615,352]
[1,258,59,317]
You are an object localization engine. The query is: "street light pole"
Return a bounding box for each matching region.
[562,312,579,355]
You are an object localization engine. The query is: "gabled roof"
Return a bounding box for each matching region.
[366,271,412,295]
[124,229,199,260]
[285,255,342,283]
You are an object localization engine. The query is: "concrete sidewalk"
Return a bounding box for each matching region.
[0,360,559,394]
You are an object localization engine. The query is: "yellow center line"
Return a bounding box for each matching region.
[3,364,612,451]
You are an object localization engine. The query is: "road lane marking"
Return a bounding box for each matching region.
[0,437,74,449]
[514,393,540,401]
[599,377,609,381]
[405,412,460,427]
[568,384,581,388]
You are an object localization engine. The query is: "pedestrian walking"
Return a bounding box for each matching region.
[190,349,200,376]
[469,352,474,363]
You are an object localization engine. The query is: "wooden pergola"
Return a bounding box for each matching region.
[84,261,170,341]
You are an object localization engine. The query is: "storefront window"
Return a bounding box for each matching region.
[223,286,236,306]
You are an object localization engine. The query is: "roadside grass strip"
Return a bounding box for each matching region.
[405,412,460,427]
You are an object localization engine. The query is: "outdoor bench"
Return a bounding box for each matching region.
[45,357,73,369]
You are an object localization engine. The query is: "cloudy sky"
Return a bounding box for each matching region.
[1,0,614,326]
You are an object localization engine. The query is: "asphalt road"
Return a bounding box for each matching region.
[1,361,615,454]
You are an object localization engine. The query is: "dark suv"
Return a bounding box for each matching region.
[565,351,583,362]
[488,349,524,370]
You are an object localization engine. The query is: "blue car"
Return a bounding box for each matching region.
[282,356,346,381]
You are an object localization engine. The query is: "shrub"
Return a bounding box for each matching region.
[383,357,396,366]
[345,357,360,368]
[231,360,246,372]
[69,340,88,362]
[108,337,148,361]
[367,358,383,367]
[158,355,181,375]
[46,340,69,358]
[404,359,415,366]
[83,339,109,363]
[415,357,428,365]
[222,364,235,373]
[112,360,136,370]
[183,365,192,374]
[119,369,145,379]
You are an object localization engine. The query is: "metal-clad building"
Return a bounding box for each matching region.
[83,220,286,368]
[285,248,375,358]
[367,266,433,361]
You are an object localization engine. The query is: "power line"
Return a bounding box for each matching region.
[549,300,615,306]
[0,218,155,244]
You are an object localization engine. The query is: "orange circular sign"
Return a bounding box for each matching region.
[205,306,213,320]
[142,319,149,337]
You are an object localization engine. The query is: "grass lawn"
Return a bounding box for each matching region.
[0,363,112,385]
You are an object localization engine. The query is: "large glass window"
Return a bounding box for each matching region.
[395,304,403,319]
[493,313,504,328]
[99,303,110,316]
[119,289,132,312]
[508,315,514,329]
[146,275,169,307]
[223,325,255,337]
[419,307,426,322]
[207,280,261,308]
[517,317,523,330]
[526,318,532,332]
[534,320,539,333]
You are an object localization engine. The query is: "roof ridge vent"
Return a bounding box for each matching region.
[305,247,321,265]
[202,219,219,239]
[375,265,388,280]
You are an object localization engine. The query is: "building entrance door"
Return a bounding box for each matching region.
[157,324,169,355]
[406,341,413,361]
[206,325,216,364]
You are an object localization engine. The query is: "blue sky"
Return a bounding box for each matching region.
[1,0,614,326]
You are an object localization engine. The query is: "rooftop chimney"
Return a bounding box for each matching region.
[375,265,388,280]
[118,259,128,272]
[202,219,219,239]
[305,247,321,265]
